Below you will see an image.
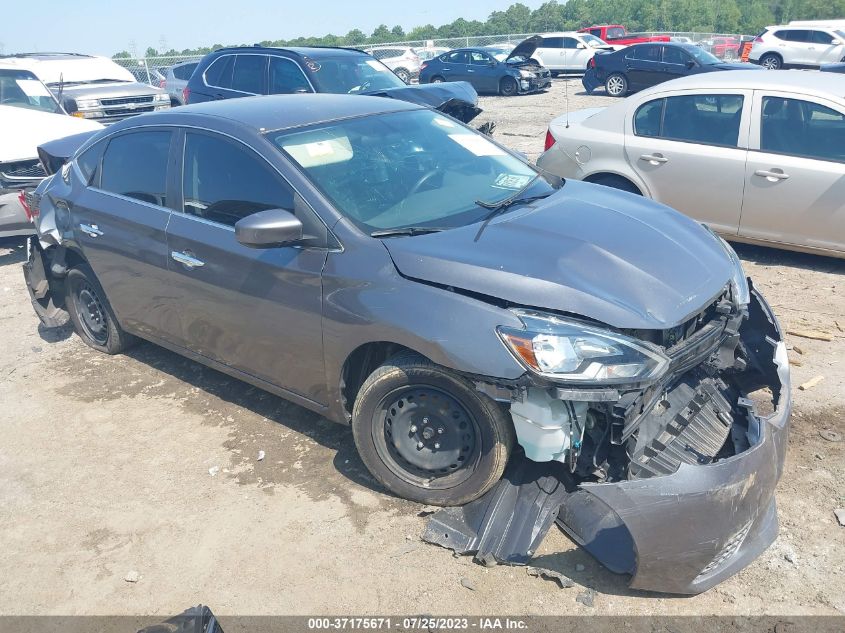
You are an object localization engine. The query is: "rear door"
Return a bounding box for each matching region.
[165,129,328,402]
[623,91,750,234]
[625,45,663,90]
[69,128,177,340]
[739,92,845,254]
[537,37,564,70]
[780,29,814,65]
[438,51,470,83]
[201,53,267,99]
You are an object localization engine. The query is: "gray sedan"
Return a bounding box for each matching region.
[24,94,789,594]
[538,70,845,258]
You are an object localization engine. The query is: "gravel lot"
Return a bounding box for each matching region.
[1,79,844,617]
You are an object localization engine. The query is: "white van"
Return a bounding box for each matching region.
[531,32,615,75]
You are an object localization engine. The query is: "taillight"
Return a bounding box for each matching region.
[544,129,556,151]
[182,86,190,104]
[588,57,596,68]
[420,62,428,71]
[19,190,39,221]
[159,79,166,89]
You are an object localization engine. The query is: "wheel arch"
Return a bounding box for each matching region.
[583,170,647,196]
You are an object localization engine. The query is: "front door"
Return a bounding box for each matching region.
[468,51,499,92]
[739,93,845,255]
[624,92,750,234]
[70,129,176,341]
[165,130,328,403]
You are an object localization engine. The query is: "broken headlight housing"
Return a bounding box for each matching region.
[498,310,670,384]
[704,225,749,306]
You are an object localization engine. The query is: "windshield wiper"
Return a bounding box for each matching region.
[370,226,447,238]
[475,174,544,211]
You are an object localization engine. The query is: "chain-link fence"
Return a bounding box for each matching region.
[115,31,753,85]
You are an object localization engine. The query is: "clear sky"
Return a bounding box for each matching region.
[1,0,539,56]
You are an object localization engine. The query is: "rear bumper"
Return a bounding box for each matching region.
[556,287,791,594]
[582,68,603,93]
[0,190,35,237]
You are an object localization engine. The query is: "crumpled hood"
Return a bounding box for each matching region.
[364,81,481,123]
[0,105,102,162]
[383,180,734,330]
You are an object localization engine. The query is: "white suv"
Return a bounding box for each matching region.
[363,46,421,83]
[750,25,845,69]
[532,32,615,76]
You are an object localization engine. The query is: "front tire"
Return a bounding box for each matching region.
[499,76,519,96]
[351,353,514,506]
[759,53,782,70]
[66,264,135,354]
[605,72,628,97]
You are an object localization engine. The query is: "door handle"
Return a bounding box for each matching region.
[754,169,790,181]
[79,223,103,237]
[171,250,205,269]
[640,154,669,164]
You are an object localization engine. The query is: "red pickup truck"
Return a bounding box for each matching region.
[578,25,670,46]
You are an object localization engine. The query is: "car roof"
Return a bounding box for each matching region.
[210,45,367,59]
[112,93,421,133]
[0,52,94,60]
[639,69,845,97]
[540,32,586,37]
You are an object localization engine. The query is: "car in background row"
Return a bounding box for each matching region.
[0,53,170,123]
[415,46,450,62]
[583,42,759,96]
[750,25,845,69]
[0,65,102,237]
[532,32,614,76]
[539,71,845,258]
[363,46,421,83]
[165,60,200,105]
[126,65,168,87]
[184,46,482,123]
[420,37,551,96]
[23,92,791,596]
[578,24,670,46]
[698,36,741,59]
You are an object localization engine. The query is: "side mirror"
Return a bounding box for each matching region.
[235,208,303,248]
[62,97,79,114]
[686,59,697,69]
[833,38,842,45]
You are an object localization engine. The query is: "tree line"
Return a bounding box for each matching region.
[115,0,845,58]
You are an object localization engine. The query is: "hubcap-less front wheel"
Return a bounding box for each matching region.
[374,386,480,489]
[75,281,109,346]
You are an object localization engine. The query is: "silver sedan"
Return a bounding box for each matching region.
[537,70,845,258]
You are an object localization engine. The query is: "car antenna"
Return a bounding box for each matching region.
[56,72,64,105]
[564,73,570,128]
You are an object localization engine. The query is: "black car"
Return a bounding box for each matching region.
[583,42,761,97]
[184,45,482,123]
[419,36,551,96]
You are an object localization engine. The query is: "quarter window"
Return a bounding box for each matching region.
[634,95,744,147]
[99,131,171,206]
[269,57,312,94]
[204,55,235,89]
[760,97,845,162]
[173,62,198,80]
[231,55,266,94]
[470,52,491,65]
[181,132,294,227]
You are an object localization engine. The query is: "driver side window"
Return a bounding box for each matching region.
[269,57,312,94]
[181,132,295,227]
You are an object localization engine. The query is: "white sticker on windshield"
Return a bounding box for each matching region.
[493,173,532,190]
[283,136,353,168]
[365,60,390,72]
[16,79,51,97]
[448,133,506,156]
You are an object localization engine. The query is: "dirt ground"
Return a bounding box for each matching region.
[1,79,844,617]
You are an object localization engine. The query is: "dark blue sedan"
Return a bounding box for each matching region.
[419,37,551,96]
[584,42,761,97]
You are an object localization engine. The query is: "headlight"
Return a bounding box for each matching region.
[498,310,670,384]
[74,99,99,109]
[519,69,535,78]
[153,92,169,102]
[703,225,750,305]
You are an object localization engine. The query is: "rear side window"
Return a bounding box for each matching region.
[470,52,491,65]
[634,95,744,147]
[541,37,563,48]
[231,55,266,94]
[181,132,294,226]
[173,63,198,80]
[99,131,171,206]
[204,55,235,88]
[269,57,312,94]
[446,51,469,64]
[76,141,106,186]
[761,97,845,162]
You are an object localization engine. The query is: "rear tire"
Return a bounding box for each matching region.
[394,67,411,83]
[65,264,135,355]
[759,53,782,70]
[351,353,514,506]
[430,75,445,83]
[605,72,628,97]
[499,76,519,96]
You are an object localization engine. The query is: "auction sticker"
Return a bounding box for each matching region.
[493,173,532,189]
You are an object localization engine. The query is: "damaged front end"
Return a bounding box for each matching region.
[424,282,791,594]
[364,82,483,125]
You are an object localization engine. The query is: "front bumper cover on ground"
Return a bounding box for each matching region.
[424,286,790,595]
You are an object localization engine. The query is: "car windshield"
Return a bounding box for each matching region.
[0,69,63,114]
[306,56,407,93]
[486,47,512,61]
[270,109,553,233]
[582,34,608,47]
[686,46,721,65]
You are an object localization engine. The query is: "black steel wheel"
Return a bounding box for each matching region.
[500,76,519,96]
[65,264,135,354]
[352,353,514,506]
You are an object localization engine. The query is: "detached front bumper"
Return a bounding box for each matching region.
[424,287,791,594]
